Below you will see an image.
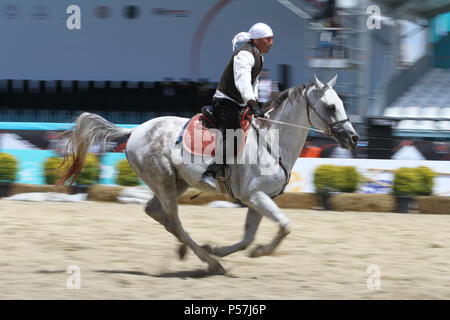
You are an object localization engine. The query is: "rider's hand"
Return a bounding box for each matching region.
[247,100,265,119]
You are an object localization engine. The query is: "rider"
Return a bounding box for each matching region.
[200,22,274,188]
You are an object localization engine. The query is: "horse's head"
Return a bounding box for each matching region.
[306,74,359,150]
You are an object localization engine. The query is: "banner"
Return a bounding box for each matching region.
[1,122,449,193]
[1,149,127,185]
[286,158,450,196]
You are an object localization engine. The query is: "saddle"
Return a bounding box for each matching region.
[200,105,218,129]
[176,105,253,198]
[177,105,253,157]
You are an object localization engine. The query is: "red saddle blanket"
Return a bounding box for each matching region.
[181,109,253,157]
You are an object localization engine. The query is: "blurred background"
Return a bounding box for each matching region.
[0,0,449,187]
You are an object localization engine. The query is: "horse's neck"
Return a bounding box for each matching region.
[265,92,311,170]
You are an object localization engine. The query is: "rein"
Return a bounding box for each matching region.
[257,84,350,136]
[258,117,324,133]
[251,122,290,197]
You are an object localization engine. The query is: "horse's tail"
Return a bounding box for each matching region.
[56,112,133,187]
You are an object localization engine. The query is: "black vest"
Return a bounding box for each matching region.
[217,42,263,104]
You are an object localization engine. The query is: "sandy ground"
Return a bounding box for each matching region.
[0,200,449,300]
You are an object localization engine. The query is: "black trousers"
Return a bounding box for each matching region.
[212,98,243,130]
[211,98,243,164]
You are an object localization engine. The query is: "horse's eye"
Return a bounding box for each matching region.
[329,104,336,112]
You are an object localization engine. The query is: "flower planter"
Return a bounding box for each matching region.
[0,182,11,198]
[70,184,90,195]
[321,192,333,211]
[396,195,412,213]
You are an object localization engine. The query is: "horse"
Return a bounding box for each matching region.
[58,74,359,275]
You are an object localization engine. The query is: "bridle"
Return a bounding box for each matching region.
[260,84,351,136]
[303,84,350,136]
[251,84,351,197]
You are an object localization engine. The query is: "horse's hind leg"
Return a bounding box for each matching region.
[144,180,188,238]
[154,177,226,275]
[203,208,262,257]
[145,195,177,237]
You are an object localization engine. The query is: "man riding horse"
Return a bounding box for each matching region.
[200,22,274,188]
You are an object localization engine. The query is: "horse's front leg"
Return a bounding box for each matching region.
[203,208,262,257]
[243,191,291,258]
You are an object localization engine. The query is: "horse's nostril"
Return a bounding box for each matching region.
[352,135,359,144]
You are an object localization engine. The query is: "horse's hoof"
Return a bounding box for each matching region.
[208,262,226,275]
[249,245,266,258]
[178,244,188,260]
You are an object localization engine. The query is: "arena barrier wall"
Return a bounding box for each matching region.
[1,148,449,197]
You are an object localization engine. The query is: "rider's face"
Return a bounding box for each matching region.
[253,36,273,54]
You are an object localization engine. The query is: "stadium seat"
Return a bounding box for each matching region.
[126,81,139,89]
[442,107,450,119]
[36,109,52,122]
[110,81,122,89]
[12,80,24,93]
[396,120,416,130]
[142,112,158,121]
[28,80,41,93]
[20,109,37,122]
[45,81,57,94]
[403,106,420,118]
[109,111,122,123]
[54,110,71,123]
[0,80,8,93]
[383,106,401,117]
[94,81,106,88]
[422,107,439,119]
[0,108,18,121]
[435,121,450,131]
[415,120,436,131]
[61,81,73,94]
[77,81,90,93]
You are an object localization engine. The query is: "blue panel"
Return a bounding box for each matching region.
[1,149,136,186]
[2,149,57,184]
[0,122,137,130]
[99,152,129,185]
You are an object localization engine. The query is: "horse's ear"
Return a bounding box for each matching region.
[313,74,324,89]
[328,74,338,88]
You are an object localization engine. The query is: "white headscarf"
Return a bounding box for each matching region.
[231,22,273,51]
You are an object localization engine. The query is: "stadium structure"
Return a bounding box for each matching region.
[0,0,449,160]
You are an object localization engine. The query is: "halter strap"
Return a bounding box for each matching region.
[303,85,314,126]
[303,85,350,134]
[262,84,350,135]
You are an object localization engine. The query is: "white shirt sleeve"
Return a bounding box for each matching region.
[253,76,259,101]
[233,51,257,104]
[254,55,263,101]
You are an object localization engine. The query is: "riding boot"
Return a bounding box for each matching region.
[200,162,219,189]
[200,127,228,189]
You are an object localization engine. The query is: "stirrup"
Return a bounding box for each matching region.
[216,165,231,182]
[200,164,219,189]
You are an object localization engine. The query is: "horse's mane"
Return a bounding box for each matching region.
[262,82,313,112]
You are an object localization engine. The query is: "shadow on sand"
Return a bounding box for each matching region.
[95,269,227,279]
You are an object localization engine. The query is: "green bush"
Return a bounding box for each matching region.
[76,154,100,185]
[415,166,435,196]
[335,166,362,193]
[43,153,100,185]
[116,159,140,186]
[314,164,362,194]
[392,166,436,196]
[314,164,339,193]
[43,156,66,185]
[392,167,420,196]
[0,153,18,182]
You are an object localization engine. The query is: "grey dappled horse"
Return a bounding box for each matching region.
[58,75,359,274]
